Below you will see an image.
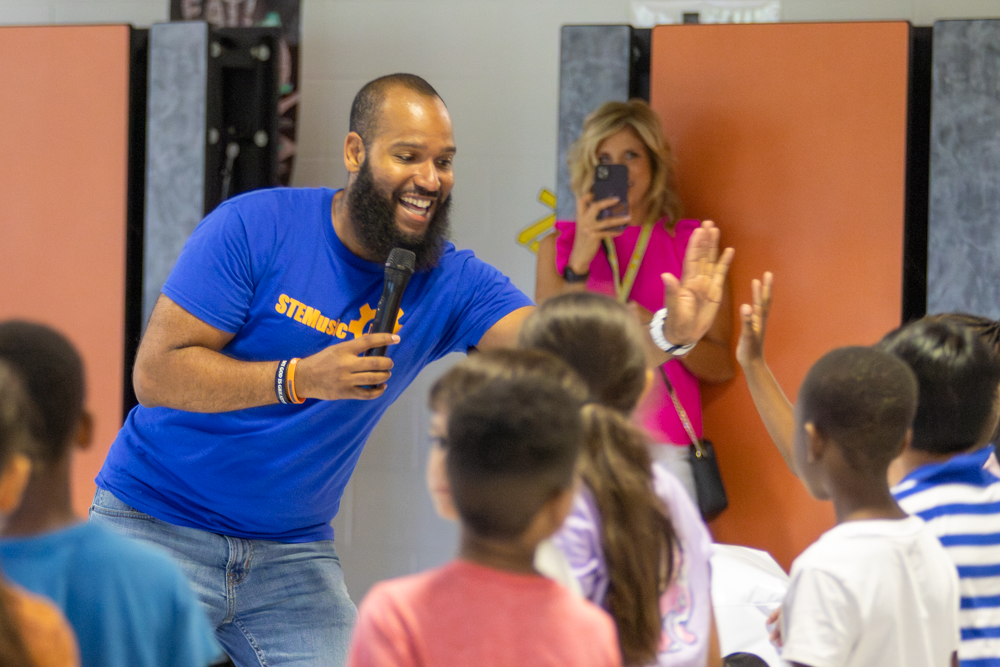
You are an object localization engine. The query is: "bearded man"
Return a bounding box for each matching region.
[90,74,733,667]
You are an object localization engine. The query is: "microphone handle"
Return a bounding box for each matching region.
[364,267,411,358]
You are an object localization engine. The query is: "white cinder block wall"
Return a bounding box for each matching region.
[2,0,997,600]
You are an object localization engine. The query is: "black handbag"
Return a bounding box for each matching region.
[660,367,729,521]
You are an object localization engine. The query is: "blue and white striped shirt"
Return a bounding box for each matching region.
[894,445,1000,667]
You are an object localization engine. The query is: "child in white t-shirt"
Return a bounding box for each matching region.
[777,346,959,667]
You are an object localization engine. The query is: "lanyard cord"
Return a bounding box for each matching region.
[603,223,654,304]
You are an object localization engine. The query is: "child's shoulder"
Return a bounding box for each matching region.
[794,516,950,579]
[362,559,612,627]
[5,583,79,667]
[783,517,958,667]
[352,562,621,667]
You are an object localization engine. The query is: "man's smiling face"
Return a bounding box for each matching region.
[346,86,456,270]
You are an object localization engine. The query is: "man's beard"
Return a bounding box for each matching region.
[346,159,452,271]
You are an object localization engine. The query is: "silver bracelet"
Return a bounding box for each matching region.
[649,308,697,357]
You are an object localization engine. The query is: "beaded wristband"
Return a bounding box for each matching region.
[287,358,306,404]
[275,359,291,405]
[649,307,697,357]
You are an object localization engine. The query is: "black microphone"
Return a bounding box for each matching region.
[364,248,416,358]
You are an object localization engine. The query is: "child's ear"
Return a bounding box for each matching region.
[895,428,913,458]
[535,484,576,541]
[74,411,94,452]
[804,422,825,463]
[0,453,32,515]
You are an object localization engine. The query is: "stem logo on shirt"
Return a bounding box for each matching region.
[274,294,403,337]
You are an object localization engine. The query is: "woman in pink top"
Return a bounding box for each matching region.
[535,99,733,500]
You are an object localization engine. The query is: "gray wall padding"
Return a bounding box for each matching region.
[556,25,632,222]
[143,21,208,328]
[927,20,1000,318]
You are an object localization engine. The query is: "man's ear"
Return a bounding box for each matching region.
[74,410,94,452]
[344,132,365,174]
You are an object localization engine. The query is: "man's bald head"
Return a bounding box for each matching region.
[349,73,444,145]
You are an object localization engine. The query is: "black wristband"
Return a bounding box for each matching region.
[562,265,590,283]
[275,359,291,405]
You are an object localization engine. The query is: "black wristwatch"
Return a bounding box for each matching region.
[562,265,590,283]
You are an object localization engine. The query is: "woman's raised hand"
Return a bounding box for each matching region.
[660,220,735,347]
[565,192,630,275]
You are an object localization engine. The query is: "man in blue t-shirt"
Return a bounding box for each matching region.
[90,73,734,667]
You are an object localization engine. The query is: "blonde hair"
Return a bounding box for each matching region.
[568,99,683,230]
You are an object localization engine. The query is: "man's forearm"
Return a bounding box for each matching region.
[134,347,279,413]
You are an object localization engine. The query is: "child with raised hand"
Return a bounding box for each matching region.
[347,354,622,667]
[777,346,959,667]
[0,361,79,667]
[739,278,1000,666]
[518,292,718,667]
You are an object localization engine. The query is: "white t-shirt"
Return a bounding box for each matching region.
[781,516,959,667]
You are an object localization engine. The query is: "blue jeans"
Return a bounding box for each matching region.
[89,488,357,667]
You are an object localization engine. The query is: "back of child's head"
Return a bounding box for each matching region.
[877,318,1000,455]
[517,292,675,667]
[0,361,38,473]
[0,321,84,464]
[799,346,918,473]
[445,373,583,542]
[922,312,1000,360]
[429,348,587,418]
[0,363,38,667]
[517,292,647,414]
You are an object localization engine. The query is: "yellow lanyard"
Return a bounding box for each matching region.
[604,223,654,304]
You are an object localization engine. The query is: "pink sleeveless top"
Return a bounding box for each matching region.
[553,218,703,444]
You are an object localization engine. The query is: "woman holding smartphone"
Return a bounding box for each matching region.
[534,99,734,500]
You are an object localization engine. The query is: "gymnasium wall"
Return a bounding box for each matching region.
[1,0,998,599]
[0,25,135,516]
[650,22,911,568]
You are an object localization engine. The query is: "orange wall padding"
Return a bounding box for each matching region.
[650,22,910,570]
[0,25,131,517]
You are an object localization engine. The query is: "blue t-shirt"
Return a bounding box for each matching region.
[0,522,222,667]
[97,187,532,542]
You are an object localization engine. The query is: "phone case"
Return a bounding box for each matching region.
[592,164,629,221]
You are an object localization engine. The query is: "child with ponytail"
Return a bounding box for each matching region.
[518,292,718,667]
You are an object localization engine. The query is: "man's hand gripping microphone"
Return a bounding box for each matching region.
[364,248,416,368]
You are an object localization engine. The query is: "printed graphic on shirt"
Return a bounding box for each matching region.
[274,294,404,337]
[660,545,698,653]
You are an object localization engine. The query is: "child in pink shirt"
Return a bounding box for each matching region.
[347,358,621,667]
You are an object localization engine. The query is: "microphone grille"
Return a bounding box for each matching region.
[386,248,416,272]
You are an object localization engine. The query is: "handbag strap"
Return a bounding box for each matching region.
[658,365,708,457]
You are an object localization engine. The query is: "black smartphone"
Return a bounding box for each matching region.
[592,164,629,229]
